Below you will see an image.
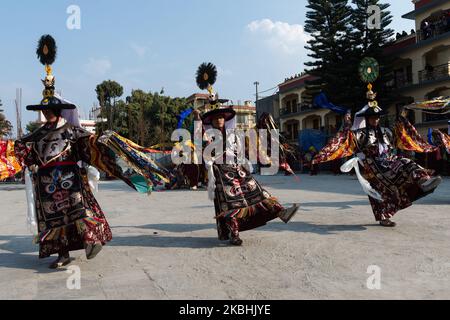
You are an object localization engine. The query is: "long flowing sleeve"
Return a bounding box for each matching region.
[0,140,24,180]
[77,131,171,194]
[313,125,356,165]
[432,129,450,154]
[393,117,437,153]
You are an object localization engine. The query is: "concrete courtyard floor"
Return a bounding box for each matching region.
[0,174,449,300]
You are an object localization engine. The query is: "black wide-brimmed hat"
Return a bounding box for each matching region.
[26,35,76,111]
[201,107,236,125]
[356,105,388,118]
[27,96,76,111]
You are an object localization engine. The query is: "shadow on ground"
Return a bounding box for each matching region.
[0,236,61,273]
[113,221,370,236]
[0,219,370,271]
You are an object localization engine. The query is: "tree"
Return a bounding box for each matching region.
[126,89,154,146]
[95,80,124,131]
[304,0,395,113]
[26,121,43,134]
[104,88,190,147]
[0,99,12,138]
[304,0,355,110]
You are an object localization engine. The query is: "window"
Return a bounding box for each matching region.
[313,119,320,130]
[286,124,292,140]
[293,123,299,139]
[406,65,413,83]
[292,99,298,113]
[335,115,342,131]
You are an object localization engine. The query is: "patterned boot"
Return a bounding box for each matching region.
[49,251,71,269]
[279,204,300,224]
[227,218,243,246]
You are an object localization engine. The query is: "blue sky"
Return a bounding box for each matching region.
[0,0,415,132]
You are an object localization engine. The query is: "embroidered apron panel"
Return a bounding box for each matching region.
[36,164,87,231]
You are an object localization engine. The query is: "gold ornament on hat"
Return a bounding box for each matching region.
[359,58,382,113]
[36,35,58,103]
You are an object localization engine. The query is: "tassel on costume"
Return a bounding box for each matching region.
[216,197,281,220]
[34,217,103,244]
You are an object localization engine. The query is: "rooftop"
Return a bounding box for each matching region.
[186,93,209,103]
[403,0,449,20]
[278,74,317,94]
[384,34,417,55]
[232,105,256,112]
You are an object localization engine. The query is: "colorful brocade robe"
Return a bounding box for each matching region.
[0,140,22,180]
[0,122,169,258]
[205,133,284,240]
[431,129,450,155]
[313,117,438,221]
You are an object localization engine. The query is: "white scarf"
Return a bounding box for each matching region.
[343,104,384,201]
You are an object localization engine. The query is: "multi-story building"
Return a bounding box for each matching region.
[233,102,257,130]
[258,0,449,143]
[186,93,210,110]
[187,94,257,130]
[277,74,343,145]
[255,93,280,125]
[386,0,450,135]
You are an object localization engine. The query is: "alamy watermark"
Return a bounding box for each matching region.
[66,265,81,290]
[171,121,280,175]
[67,5,81,30]
[366,265,381,290]
[367,5,381,30]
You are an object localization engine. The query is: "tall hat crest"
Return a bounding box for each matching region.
[356,57,386,118]
[27,35,75,111]
[195,62,229,109]
[195,62,234,125]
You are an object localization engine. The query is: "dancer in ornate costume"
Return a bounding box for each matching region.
[257,113,298,175]
[313,58,442,227]
[430,121,450,175]
[192,63,299,246]
[0,35,169,268]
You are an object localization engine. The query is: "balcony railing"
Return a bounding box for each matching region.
[417,28,450,42]
[419,63,450,83]
[389,75,413,89]
[417,14,450,42]
[281,104,315,116]
[424,113,450,123]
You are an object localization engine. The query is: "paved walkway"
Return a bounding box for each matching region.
[0,174,449,299]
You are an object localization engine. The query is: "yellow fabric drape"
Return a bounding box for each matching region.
[0,140,22,180]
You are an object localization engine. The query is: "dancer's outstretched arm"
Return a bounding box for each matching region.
[393,110,437,154]
[432,129,450,154]
[313,113,357,165]
[76,131,171,194]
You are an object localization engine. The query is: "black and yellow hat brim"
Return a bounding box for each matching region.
[356,108,388,118]
[26,97,76,111]
[201,107,236,125]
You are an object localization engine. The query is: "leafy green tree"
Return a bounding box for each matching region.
[105,88,190,147]
[26,121,43,134]
[304,0,354,110]
[304,0,395,113]
[95,80,124,131]
[0,99,13,138]
[126,89,154,145]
